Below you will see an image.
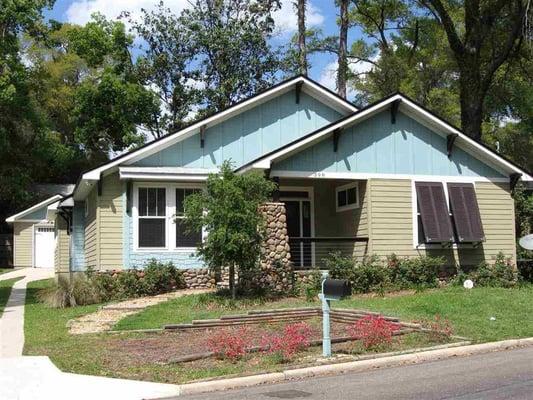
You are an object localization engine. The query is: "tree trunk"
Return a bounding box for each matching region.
[297,0,307,75]
[337,0,349,99]
[229,263,236,299]
[458,68,484,141]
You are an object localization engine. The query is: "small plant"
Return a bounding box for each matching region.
[143,259,186,293]
[38,275,99,308]
[205,326,252,361]
[301,268,322,301]
[325,253,390,293]
[347,315,400,350]
[261,322,313,361]
[421,314,454,342]
[389,255,443,289]
[455,253,518,288]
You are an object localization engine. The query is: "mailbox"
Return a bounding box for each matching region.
[322,278,351,300]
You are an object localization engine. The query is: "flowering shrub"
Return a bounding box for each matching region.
[347,315,400,350]
[422,315,454,342]
[261,322,313,361]
[205,327,252,361]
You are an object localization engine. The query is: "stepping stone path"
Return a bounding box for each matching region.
[68,289,213,335]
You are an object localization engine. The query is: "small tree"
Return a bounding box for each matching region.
[183,160,276,298]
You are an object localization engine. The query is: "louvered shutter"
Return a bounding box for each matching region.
[415,182,454,243]
[447,183,485,243]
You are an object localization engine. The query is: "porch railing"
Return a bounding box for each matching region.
[288,236,369,270]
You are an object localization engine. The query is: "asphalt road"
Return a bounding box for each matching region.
[180,346,533,400]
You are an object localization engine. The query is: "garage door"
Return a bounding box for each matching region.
[34,226,54,268]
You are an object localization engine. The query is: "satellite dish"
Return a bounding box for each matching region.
[519,234,533,250]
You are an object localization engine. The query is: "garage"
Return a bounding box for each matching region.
[34,225,55,268]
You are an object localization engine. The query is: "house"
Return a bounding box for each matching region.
[6,185,74,269]
[6,76,532,284]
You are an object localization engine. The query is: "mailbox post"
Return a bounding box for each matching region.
[319,272,351,357]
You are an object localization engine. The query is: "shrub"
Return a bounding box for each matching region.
[143,259,186,294]
[206,326,252,361]
[518,259,533,283]
[389,254,443,289]
[455,253,518,288]
[38,276,99,308]
[325,253,390,293]
[261,322,313,361]
[346,315,400,350]
[300,268,322,301]
[421,314,454,342]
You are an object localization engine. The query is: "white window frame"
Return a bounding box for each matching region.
[132,182,204,252]
[411,179,476,250]
[335,182,360,212]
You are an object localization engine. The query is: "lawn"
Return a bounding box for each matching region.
[0,268,14,275]
[0,277,22,315]
[24,279,533,384]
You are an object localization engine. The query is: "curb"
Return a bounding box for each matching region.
[164,337,533,398]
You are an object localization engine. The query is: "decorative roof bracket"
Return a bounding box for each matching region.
[333,129,342,152]
[97,173,103,196]
[200,125,206,148]
[510,173,522,193]
[447,134,458,158]
[390,99,401,124]
[295,81,303,104]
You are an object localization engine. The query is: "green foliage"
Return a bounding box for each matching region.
[38,276,99,308]
[300,268,323,302]
[325,253,443,293]
[453,253,518,288]
[142,259,186,295]
[183,160,276,298]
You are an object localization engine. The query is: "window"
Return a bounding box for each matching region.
[175,188,202,248]
[414,181,485,247]
[336,182,359,212]
[138,187,166,248]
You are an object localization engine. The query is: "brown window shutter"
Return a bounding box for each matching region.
[415,182,454,243]
[447,183,485,243]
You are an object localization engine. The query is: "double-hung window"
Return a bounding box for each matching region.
[138,187,166,248]
[175,188,202,248]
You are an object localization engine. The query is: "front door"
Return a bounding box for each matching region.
[285,200,312,268]
[34,225,55,268]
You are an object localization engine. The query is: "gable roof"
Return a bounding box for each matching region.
[6,195,63,223]
[72,75,358,200]
[237,92,533,182]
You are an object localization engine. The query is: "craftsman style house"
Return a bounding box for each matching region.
[7,76,533,278]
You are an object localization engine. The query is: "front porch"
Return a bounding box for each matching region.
[275,178,370,269]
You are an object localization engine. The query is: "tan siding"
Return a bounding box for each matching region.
[369,179,517,267]
[98,172,123,270]
[54,217,70,273]
[84,187,98,268]
[14,222,33,267]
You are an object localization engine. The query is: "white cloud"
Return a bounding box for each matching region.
[272,0,324,35]
[318,59,375,99]
[65,0,189,26]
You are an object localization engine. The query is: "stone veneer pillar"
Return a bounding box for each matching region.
[255,202,294,293]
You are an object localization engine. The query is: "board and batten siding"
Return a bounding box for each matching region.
[54,217,70,273]
[134,91,342,170]
[368,179,516,266]
[13,222,33,268]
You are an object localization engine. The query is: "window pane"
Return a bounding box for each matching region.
[176,189,185,215]
[337,190,347,207]
[157,188,166,216]
[347,187,357,205]
[176,219,202,247]
[139,219,165,247]
[147,188,157,216]
[138,188,147,216]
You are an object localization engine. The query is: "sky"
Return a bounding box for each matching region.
[43,0,369,99]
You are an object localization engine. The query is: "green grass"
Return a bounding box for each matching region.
[0,268,14,275]
[116,286,533,343]
[0,277,22,315]
[23,280,533,384]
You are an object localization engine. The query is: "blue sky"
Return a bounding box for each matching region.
[43,0,367,96]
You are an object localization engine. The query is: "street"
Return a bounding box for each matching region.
[180,346,533,399]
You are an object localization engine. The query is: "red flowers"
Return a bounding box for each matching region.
[206,326,252,361]
[261,322,313,361]
[347,315,400,350]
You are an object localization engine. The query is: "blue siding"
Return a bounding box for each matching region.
[24,206,48,221]
[70,202,85,271]
[122,189,204,269]
[274,111,505,178]
[134,91,343,170]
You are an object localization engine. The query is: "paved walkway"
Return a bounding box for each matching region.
[0,268,54,358]
[69,288,213,334]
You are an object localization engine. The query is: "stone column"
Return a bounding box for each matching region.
[256,202,294,294]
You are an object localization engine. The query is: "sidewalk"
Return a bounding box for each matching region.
[0,268,54,357]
